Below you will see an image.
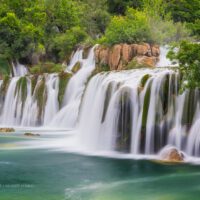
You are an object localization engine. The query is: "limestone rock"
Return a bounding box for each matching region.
[134,56,157,68]
[159,146,184,162]
[0,128,15,133]
[24,132,40,137]
[151,45,160,57]
[122,44,132,64]
[108,44,122,70]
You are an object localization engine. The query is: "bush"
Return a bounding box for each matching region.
[49,26,88,62]
[30,62,64,74]
[168,41,200,89]
[103,8,151,45]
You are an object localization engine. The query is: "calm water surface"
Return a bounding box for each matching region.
[0,134,200,200]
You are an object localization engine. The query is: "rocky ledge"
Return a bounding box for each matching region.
[95,43,160,70]
[0,128,15,132]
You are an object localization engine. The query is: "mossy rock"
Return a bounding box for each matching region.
[34,77,47,122]
[126,59,152,70]
[24,132,40,137]
[0,128,15,132]
[30,62,63,75]
[58,72,72,107]
[82,46,91,59]
[71,62,81,73]
[30,75,38,95]
[0,75,10,98]
[140,74,151,88]
[15,77,28,105]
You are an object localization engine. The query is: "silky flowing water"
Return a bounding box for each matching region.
[0,46,200,199]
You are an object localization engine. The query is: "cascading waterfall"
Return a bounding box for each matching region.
[77,67,200,157]
[1,45,200,158]
[12,61,28,77]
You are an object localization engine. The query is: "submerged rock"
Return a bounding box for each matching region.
[24,132,40,137]
[159,146,184,162]
[0,128,15,132]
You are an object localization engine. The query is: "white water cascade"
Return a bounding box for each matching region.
[76,67,200,157]
[12,62,28,77]
[49,46,97,128]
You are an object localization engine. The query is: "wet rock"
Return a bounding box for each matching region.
[159,146,184,162]
[71,61,81,73]
[24,133,40,137]
[0,128,15,132]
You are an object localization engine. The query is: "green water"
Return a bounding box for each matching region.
[0,135,200,200]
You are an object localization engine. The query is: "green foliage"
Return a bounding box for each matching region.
[30,63,64,74]
[49,26,88,62]
[104,8,151,45]
[0,58,10,76]
[166,0,200,23]
[0,0,45,61]
[79,0,111,38]
[168,41,200,89]
[107,0,142,15]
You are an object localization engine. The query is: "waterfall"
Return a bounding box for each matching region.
[1,45,200,158]
[49,46,97,128]
[12,62,28,77]
[76,67,200,157]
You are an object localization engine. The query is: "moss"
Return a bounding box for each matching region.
[126,59,152,70]
[71,61,81,73]
[140,74,151,88]
[142,83,151,128]
[58,72,72,108]
[31,75,38,95]
[15,77,28,105]
[0,75,10,98]
[82,46,91,59]
[34,77,47,120]
[30,62,64,75]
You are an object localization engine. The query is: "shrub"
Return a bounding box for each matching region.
[168,41,200,89]
[103,8,151,45]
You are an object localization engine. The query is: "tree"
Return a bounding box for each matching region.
[168,41,200,89]
[107,0,141,15]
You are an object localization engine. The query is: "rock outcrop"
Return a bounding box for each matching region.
[95,43,160,70]
[0,128,15,133]
[24,132,40,137]
[159,146,184,162]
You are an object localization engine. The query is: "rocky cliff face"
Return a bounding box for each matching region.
[95,43,160,70]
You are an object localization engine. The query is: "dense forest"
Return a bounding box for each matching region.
[0,0,199,86]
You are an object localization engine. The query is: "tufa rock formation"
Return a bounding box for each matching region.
[95,43,160,70]
[159,146,184,163]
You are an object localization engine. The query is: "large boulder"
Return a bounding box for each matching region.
[159,146,184,162]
